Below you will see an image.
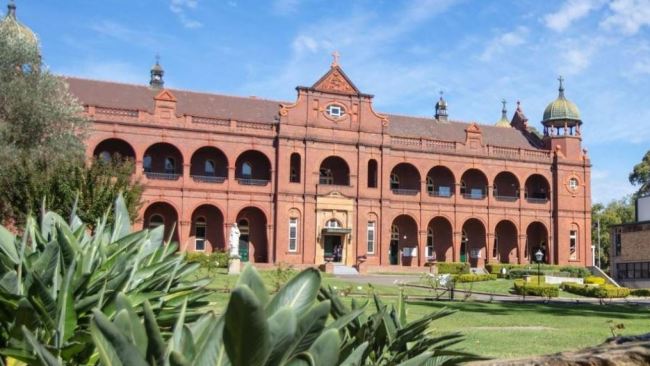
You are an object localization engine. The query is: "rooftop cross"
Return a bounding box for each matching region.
[558,75,565,96]
[331,50,340,67]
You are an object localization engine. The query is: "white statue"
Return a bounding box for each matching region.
[229,223,240,258]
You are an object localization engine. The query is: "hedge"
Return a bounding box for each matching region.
[454,274,497,283]
[486,264,591,278]
[560,283,630,298]
[584,276,606,285]
[437,262,470,274]
[186,251,230,269]
[513,279,559,297]
[631,289,650,297]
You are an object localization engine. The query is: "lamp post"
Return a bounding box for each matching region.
[534,249,543,286]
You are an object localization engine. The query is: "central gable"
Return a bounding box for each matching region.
[311,66,360,96]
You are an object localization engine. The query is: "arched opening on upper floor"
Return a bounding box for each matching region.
[235,150,271,185]
[390,163,420,195]
[143,202,179,245]
[367,159,378,188]
[494,220,519,263]
[426,166,454,197]
[460,169,488,200]
[190,146,228,183]
[143,142,183,180]
[462,218,486,267]
[319,156,350,186]
[93,138,136,162]
[426,217,453,262]
[525,174,550,203]
[290,153,301,183]
[390,215,419,266]
[190,204,225,252]
[493,171,520,201]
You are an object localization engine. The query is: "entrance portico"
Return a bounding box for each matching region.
[316,191,354,266]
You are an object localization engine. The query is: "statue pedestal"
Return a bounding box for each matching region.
[228,258,241,275]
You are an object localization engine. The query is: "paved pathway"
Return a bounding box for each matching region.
[335,274,650,306]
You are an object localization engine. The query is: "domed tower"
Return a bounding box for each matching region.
[494,99,510,128]
[150,55,164,89]
[542,76,583,158]
[0,1,38,47]
[435,91,448,121]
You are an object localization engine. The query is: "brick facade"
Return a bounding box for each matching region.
[68,62,593,269]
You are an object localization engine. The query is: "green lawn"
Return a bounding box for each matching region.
[453,278,587,298]
[191,267,650,359]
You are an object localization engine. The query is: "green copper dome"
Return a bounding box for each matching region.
[0,2,38,48]
[495,99,511,128]
[542,77,581,123]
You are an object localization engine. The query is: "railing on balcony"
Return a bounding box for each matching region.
[145,172,181,180]
[237,178,270,186]
[494,195,519,202]
[527,197,549,204]
[191,175,226,183]
[428,189,453,197]
[462,192,486,200]
[392,188,419,195]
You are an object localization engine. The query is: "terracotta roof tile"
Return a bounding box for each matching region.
[65,77,544,150]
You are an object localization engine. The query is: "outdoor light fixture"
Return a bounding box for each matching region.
[534,249,543,286]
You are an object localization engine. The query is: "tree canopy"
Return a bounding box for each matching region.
[591,196,635,271]
[629,150,650,197]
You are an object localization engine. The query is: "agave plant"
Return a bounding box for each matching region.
[0,195,211,364]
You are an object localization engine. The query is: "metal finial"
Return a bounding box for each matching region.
[331,50,340,67]
[7,0,16,18]
[155,53,160,65]
[558,75,565,97]
[501,99,507,118]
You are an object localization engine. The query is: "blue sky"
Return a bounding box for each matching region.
[10,0,650,204]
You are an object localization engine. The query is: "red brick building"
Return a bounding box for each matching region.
[65,56,592,269]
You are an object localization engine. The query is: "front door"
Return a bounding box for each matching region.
[460,242,467,263]
[389,240,399,265]
[324,235,342,262]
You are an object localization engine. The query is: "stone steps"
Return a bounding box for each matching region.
[333,264,359,275]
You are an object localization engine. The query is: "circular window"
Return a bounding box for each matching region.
[568,177,579,191]
[325,104,345,119]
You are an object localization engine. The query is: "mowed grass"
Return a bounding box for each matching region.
[191,267,650,359]
[453,278,587,298]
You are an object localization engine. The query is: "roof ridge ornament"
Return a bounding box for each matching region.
[331,50,340,67]
[558,75,565,98]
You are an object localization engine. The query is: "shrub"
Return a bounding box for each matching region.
[186,250,230,270]
[557,266,591,278]
[437,262,470,274]
[487,264,591,278]
[513,279,559,297]
[560,283,631,298]
[455,274,497,283]
[631,288,650,297]
[584,276,606,285]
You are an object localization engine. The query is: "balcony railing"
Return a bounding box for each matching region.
[428,190,453,197]
[527,197,549,204]
[462,192,486,200]
[392,188,419,195]
[494,195,519,202]
[191,175,226,183]
[237,178,270,186]
[145,172,181,180]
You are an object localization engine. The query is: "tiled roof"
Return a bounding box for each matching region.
[65,77,543,150]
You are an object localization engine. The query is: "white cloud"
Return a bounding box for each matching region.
[544,0,607,32]
[91,21,166,50]
[555,37,607,75]
[479,26,528,62]
[601,0,650,35]
[169,0,202,29]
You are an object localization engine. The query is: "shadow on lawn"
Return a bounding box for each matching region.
[407,300,650,320]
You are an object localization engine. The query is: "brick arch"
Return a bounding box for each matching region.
[190,146,229,179]
[319,156,350,185]
[524,174,551,201]
[143,201,180,245]
[493,171,521,199]
[143,142,184,177]
[526,221,549,264]
[390,214,419,266]
[460,168,488,199]
[235,149,272,181]
[426,216,453,262]
[390,163,421,192]
[236,206,269,263]
[461,218,487,267]
[189,204,225,253]
[494,220,519,264]
[425,165,455,197]
[93,138,136,161]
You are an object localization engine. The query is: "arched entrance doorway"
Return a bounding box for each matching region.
[526,222,549,263]
[389,215,418,266]
[461,218,486,267]
[236,207,268,263]
[143,202,179,245]
[190,204,225,252]
[427,217,453,262]
[494,220,518,263]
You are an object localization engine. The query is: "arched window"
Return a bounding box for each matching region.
[288,217,299,252]
[320,168,333,185]
[290,153,301,183]
[204,160,215,176]
[195,217,206,251]
[164,157,175,174]
[569,225,578,260]
[149,214,164,229]
[99,151,111,163]
[426,227,434,258]
[325,219,341,228]
[390,173,399,190]
[367,159,378,188]
[242,162,252,178]
[426,176,434,194]
[143,155,152,172]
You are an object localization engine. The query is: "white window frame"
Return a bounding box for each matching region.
[426,227,434,258]
[569,178,579,190]
[326,104,345,118]
[289,218,298,252]
[195,217,206,252]
[569,229,578,260]
[367,221,376,254]
[325,219,341,228]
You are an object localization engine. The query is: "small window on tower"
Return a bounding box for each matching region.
[569,178,579,191]
[326,104,345,118]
